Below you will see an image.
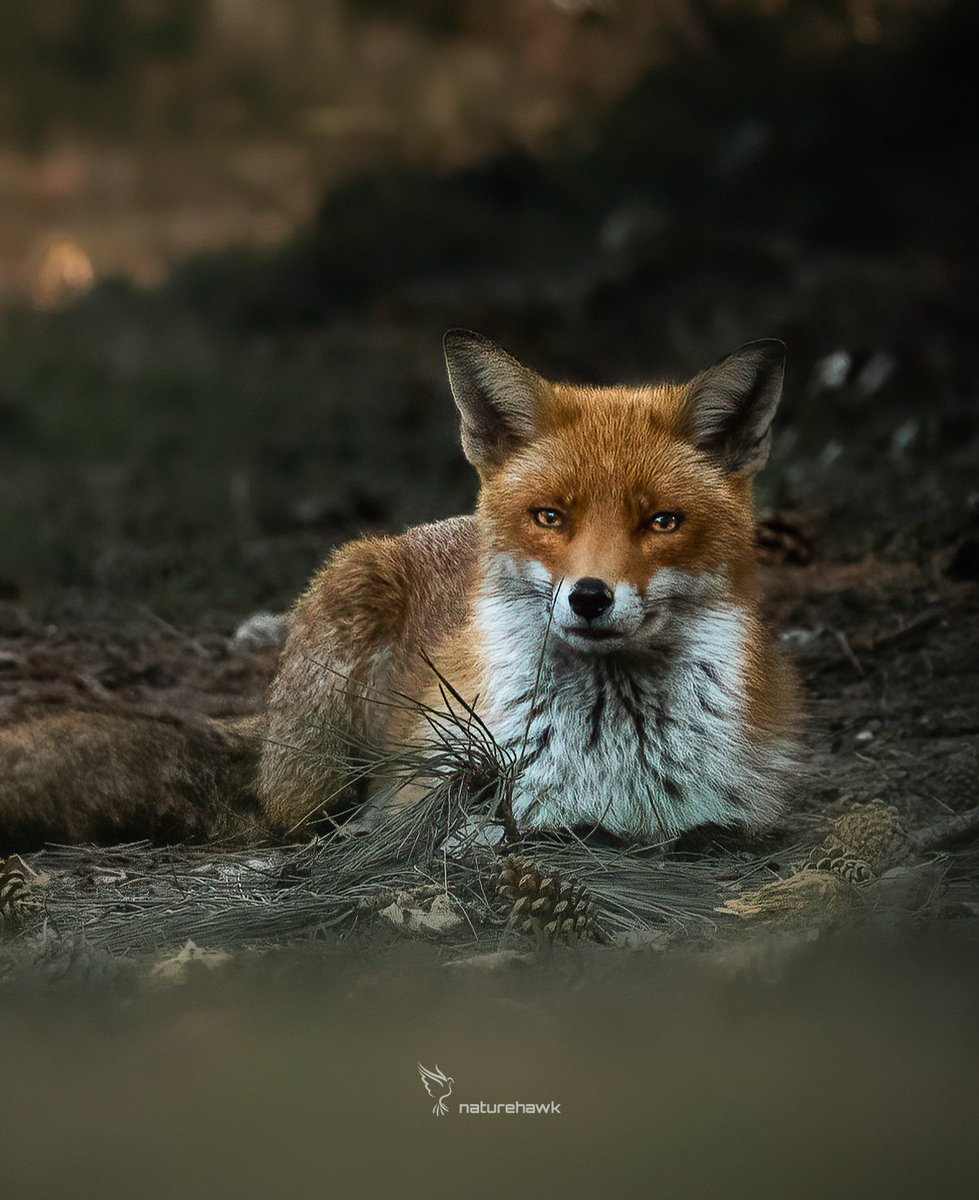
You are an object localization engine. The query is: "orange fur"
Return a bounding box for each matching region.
[260,334,799,839]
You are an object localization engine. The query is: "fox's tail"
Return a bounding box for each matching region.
[0,708,267,851]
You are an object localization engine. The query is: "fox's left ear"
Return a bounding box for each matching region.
[681,339,786,475]
[443,330,548,473]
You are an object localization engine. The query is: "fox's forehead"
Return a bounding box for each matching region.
[500,387,720,503]
[546,380,687,426]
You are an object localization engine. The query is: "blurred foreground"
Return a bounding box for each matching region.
[2,930,979,1198]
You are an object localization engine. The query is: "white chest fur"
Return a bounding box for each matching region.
[474,592,787,842]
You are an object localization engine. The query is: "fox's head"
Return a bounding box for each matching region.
[444,330,785,654]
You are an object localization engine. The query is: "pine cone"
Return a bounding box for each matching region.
[496,854,595,939]
[0,854,34,929]
[807,799,915,880]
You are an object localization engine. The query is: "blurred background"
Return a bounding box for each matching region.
[0,0,975,629]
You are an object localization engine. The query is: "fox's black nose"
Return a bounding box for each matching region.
[568,577,614,621]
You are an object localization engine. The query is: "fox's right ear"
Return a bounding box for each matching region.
[443,330,547,473]
[681,339,786,475]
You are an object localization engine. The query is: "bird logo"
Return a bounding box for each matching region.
[417,1063,454,1116]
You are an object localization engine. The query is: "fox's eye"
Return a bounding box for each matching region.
[532,508,565,529]
[646,511,684,533]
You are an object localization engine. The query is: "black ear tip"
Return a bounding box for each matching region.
[443,328,489,354]
[741,337,786,365]
[708,338,786,375]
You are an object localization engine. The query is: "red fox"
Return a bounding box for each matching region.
[0,332,798,847]
[258,332,799,843]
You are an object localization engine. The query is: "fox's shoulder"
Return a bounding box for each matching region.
[292,515,479,653]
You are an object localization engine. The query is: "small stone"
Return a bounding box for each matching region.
[810,351,852,392]
[856,351,896,396]
[232,612,290,649]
